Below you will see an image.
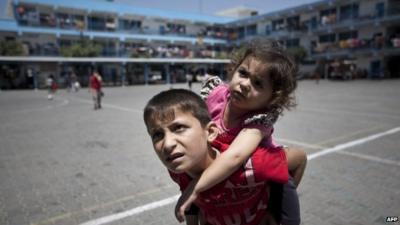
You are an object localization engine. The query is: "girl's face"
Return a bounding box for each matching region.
[229,56,273,113]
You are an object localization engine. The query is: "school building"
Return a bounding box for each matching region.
[0,0,399,89]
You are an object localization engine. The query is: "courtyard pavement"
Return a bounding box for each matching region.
[0,79,399,225]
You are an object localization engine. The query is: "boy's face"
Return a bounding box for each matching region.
[146,109,216,176]
[229,56,273,112]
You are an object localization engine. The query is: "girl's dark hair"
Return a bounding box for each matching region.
[144,89,211,128]
[228,38,298,115]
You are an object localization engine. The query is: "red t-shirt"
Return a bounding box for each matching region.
[90,74,101,90]
[169,137,288,225]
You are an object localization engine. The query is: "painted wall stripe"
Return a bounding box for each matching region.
[337,151,400,167]
[80,195,179,225]
[308,127,400,160]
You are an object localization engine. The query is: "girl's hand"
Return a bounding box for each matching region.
[175,179,199,222]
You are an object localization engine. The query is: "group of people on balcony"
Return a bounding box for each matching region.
[122,44,230,59]
[312,33,400,53]
[17,40,230,59]
[321,14,337,25]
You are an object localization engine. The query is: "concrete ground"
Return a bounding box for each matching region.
[0,79,399,225]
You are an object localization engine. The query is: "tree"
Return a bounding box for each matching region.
[0,40,25,56]
[287,46,307,63]
[60,40,102,57]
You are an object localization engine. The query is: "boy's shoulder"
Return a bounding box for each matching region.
[168,170,192,190]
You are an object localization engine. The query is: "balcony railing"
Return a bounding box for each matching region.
[310,36,400,57]
[12,40,232,59]
[309,9,400,32]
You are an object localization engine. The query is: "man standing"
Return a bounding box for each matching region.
[186,70,193,90]
[89,70,102,110]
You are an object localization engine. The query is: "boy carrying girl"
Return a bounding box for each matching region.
[144,89,294,225]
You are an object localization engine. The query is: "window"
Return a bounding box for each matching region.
[286,39,300,48]
[166,23,186,34]
[320,8,336,18]
[15,4,37,25]
[120,19,142,30]
[319,34,336,43]
[246,24,257,36]
[88,16,106,30]
[338,31,357,40]
[59,39,73,47]
[286,16,300,31]
[272,19,285,31]
[340,3,359,21]
[39,13,56,27]
[310,17,318,29]
[237,27,245,39]
[105,18,116,30]
[320,8,336,25]
[375,2,385,18]
[265,25,271,35]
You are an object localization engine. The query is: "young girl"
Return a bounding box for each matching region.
[176,38,307,225]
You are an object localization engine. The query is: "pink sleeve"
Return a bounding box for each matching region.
[205,84,229,122]
[200,76,223,100]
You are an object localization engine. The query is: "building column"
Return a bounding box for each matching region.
[33,67,38,90]
[219,65,224,80]
[144,63,149,85]
[84,13,89,31]
[120,63,126,86]
[165,64,170,84]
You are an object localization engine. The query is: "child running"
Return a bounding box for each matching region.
[176,38,307,225]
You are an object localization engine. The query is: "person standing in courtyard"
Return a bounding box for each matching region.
[313,60,324,84]
[186,70,193,90]
[46,74,57,100]
[71,71,80,92]
[89,70,103,110]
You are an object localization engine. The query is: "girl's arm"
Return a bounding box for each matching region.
[196,127,264,191]
[175,128,264,221]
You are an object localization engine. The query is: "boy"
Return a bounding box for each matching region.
[144,89,289,225]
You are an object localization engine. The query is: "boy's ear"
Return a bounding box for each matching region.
[206,122,219,143]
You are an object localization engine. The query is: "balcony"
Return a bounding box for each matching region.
[310,35,400,59]
[13,4,228,43]
[309,9,400,34]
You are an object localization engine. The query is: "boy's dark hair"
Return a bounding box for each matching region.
[144,89,211,128]
[228,38,297,114]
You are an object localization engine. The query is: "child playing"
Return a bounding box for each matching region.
[89,70,103,110]
[46,74,57,100]
[176,38,307,225]
[143,89,289,225]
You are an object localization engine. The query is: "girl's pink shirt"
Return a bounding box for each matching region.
[205,84,279,148]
